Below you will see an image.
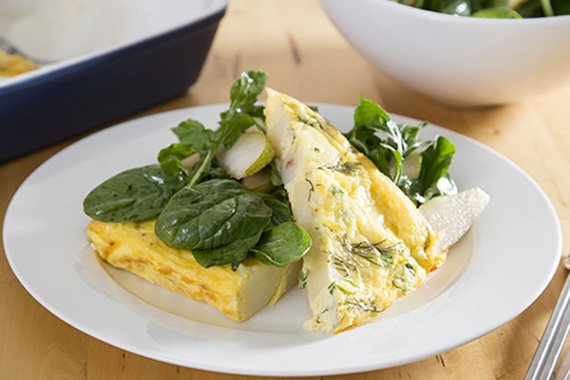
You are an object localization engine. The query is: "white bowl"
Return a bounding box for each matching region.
[320,0,570,106]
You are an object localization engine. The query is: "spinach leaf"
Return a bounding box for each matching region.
[83,165,186,222]
[193,233,262,270]
[262,196,294,226]
[251,222,312,267]
[155,179,272,251]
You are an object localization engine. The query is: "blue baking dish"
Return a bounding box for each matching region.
[0,0,227,162]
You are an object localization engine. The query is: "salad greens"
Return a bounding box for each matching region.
[83,165,186,222]
[394,0,569,18]
[345,98,456,204]
[83,69,458,270]
[84,70,310,270]
[252,222,312,267]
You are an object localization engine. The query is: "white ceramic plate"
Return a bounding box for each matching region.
[3,104,561,377]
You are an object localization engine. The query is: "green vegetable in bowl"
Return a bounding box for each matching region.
[393,0,569,17]
[473,6,523,17]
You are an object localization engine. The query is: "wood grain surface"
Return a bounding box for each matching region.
[2,0,570,379]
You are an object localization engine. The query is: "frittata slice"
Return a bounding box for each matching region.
[265,89,444,333]
[87,220,301,321]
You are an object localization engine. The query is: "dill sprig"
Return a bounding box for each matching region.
[345,298,382,313]
[339,235,398,268]
[322,161,361,175]
[329,252,358,277]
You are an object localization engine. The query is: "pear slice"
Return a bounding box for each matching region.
[217,132,275,180]
[419,188,490,251]
[241,168,273,193]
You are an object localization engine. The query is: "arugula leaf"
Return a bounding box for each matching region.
[187,70,268,187]
[157,143,197,177]
[155,179,272,251]
[158,119,214,177]
[251,222,311,267]
[83,165,186,222]
[172,119,215,150]
[345,98,457,204]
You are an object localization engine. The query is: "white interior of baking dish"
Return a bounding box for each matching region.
[0,0,226,87]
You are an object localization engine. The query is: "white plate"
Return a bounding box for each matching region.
[3,104,561,377]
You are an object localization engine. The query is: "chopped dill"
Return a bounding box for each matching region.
[299,269,309,289]
[339,235,399,268]
[305,178,315,202]
[345,299,381,313]
[329,252,358,277]
[323,161,361,175]
[315,308,329,324]
[330,184,344,198]
[328,282,336,295]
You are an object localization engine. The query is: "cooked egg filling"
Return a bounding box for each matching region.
[265,89,444,333]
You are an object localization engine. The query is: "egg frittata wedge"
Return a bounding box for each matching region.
[265,89,445,333]
[87,220,301,321]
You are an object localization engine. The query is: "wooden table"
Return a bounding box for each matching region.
[2,0,569,378]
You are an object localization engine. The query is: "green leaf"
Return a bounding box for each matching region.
[218,113,257,148]
[155,179,272,251]
[251,222,311,267]
[192,233,262,270]
[186,70,268,188]
[204,161,229,180]
[346,98,457,204]
[172,119,214,152]
[226,70,269,118]
[157,143,197,177]
[157,119,214,178]
[515,0,544,17]
[551,0,570,14]
[426,0,472,14]
[443,0,472,15]
[83,165,186,222]
[417,136,457,199]
[472,6,523,17]
[353,98,391,130]
[269,162,283,186]
[262,196,294,226]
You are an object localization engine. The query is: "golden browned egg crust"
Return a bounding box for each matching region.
[87,220,301,321]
